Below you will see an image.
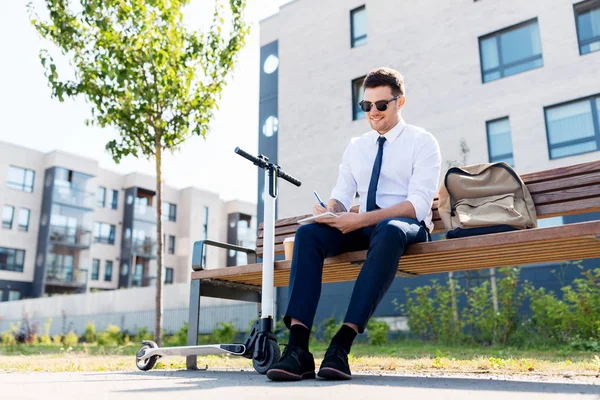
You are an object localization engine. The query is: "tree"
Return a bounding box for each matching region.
[29,0,250,346]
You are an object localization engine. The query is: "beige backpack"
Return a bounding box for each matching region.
[438,162,537,238]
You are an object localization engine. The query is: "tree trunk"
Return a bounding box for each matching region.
[490,268,499,343]
[448,272,459,333]
[154,133,164,346]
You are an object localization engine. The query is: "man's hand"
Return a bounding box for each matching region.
[316,212,364,234]
[313,203,330,215]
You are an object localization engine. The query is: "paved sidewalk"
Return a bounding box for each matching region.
[0,370,598,400]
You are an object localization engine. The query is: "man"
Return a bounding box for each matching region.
[266,67,442,381]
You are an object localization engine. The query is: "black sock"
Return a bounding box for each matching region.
[288,324,310,351]
[331,324,357,353]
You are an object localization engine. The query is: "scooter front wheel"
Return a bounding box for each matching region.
[136,341,159,371]
[252,339,280,374]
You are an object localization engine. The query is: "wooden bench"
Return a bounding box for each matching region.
[184,160,600,368]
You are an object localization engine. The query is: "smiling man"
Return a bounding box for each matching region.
[267,67,442,381]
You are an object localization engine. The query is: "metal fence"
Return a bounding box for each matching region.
[0,303,259,337]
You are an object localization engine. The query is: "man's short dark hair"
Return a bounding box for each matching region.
[363,67,405,97]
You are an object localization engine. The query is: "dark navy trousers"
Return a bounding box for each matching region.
[283,217,428,333]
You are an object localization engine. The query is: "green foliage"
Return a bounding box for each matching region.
[366,320,390,346]
[83,322,97,344]
[400,266,600,348]
[63,331,79,347]
[97,324,123,346]
[134,327,154,343]
[209,322,236,344]
[164,322,188,347]
[318,317,342,343]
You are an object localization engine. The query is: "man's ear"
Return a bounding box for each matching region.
[398,95,406,109]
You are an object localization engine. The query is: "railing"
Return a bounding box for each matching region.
[133,204,157,222]
[132,238,157,258]
[49,225,92,248]
[53,186,95,209]
[132,274,155,288]
[45,265,88,287]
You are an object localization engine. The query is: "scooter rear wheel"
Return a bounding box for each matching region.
[252,339,281,374]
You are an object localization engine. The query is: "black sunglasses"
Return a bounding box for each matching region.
[359,96,400,112]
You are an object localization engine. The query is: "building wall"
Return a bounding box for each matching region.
[261,0,600,219]
[0,141,256,300]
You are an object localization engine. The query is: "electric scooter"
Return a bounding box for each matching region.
[134,147,301,374]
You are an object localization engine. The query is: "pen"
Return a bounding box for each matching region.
[313,191,326,208]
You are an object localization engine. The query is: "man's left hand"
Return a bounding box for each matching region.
[316,212,364,234]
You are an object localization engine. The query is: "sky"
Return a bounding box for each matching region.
[0,0,290,204]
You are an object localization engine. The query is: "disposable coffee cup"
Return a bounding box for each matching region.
[283,236,295,260]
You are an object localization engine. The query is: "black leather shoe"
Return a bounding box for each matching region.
[266,344,316,381]
[317,343,351,380]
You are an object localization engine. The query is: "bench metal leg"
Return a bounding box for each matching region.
[186,279,201,370]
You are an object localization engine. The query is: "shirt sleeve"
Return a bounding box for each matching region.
[406,133,442,222]
[330,143,357,212]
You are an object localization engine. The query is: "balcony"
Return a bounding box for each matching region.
[45,264,88,287]
[132,274,155,288]
[132,238,157,259]
[49,225,92,248]
[133,204,157,223]
[53,186,95,209]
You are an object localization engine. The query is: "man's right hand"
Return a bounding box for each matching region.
[313,203,329,215]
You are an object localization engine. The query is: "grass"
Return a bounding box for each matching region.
[1,341,599,376]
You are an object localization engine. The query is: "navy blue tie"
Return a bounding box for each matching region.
[366,136,386,212]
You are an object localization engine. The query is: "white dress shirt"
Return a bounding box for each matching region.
[330,118,442,232]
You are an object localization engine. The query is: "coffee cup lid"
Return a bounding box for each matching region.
[284,236,295,242]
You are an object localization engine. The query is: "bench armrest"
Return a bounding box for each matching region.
[192,239,257,271]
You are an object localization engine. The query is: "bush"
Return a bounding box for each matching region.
[83,322,97,344]
[164,323,188,347]
[134,327,153,343]
[63,331,79,347]
[366,320,389,345]
[38,319,53,345]
[209,322,236,344]
[318,317,342,343]
[1,331,17,346]
[97,324,123,346]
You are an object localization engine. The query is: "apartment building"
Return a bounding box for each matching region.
[0,141,256,301]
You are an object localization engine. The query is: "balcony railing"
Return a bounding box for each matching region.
[45,264,88,287]
[132,238,157,258]
[53,186,95,209]
[133,204,157,223]
[49,225,92,248]
[131,274,155,288]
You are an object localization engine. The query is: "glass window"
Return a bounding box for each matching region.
[165,267,174,284]
[575,0,600,55]
[486,117,515,166]
[2,206,14,229]
[0,289,3,302]
[110,190,118,210]
[7,166,35,192]
[350,5,367,47]
[352,76,366,121]
[163,202,177,222]
[18,209,30,232]
[168,235,176,255]
[479,19,543,83]
[104,260,113,282]
[97,187,106,208]
[91,259,100,280]
[545,94,600,159]
[201,207,209,266]
[94,222,116,244]
[8,290,21,301]
[0,247,25,272]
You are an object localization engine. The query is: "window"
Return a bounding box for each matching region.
[0,247,25,272]
[7,166,35,192]
[110,190,119,210]
[352,76,366,121]
[18,208,30,232]
[94,222,116,244]
[202,207,209,266]
[8,290,21,301]
[2,206,14,229]
[104,260,113,281]
[168,235,176,255]
[0,289,3,301]
[97,187,106,208]
[91,259,100,280]
[479,19,543,83]
[486,117,515,166]
[545,94,600,159]
[165,267,174,284]
[350,5,367,47]
[163,202,177,222]
[575,0,600,55]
